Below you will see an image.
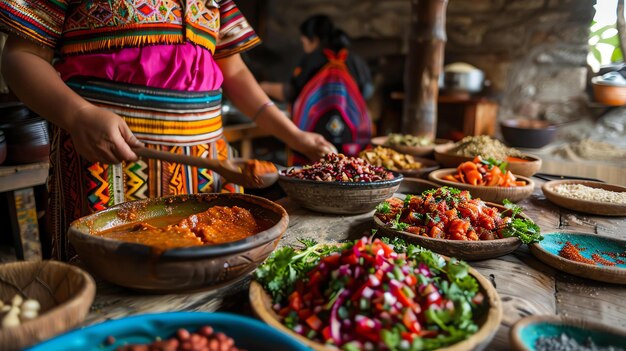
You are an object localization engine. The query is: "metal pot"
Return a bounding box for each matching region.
[442,62,485,93]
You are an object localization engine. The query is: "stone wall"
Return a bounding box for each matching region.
[242,0,595,123]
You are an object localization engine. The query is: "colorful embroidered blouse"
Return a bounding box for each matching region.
[0,0,259,58]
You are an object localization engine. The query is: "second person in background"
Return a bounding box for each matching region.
[261,14,373,165]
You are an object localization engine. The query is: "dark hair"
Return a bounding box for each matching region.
[299,14,350,51]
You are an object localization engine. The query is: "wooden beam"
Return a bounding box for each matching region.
[402,0,448,139]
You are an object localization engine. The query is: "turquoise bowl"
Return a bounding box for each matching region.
[529,231,626,284]
[510,315,626,351]
[26,312,308,351]
[535,232,626,269]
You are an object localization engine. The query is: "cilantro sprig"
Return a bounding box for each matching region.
[254,239,346,302]
[375,201,391,214]
[499,199,543,244]
[480,157,508,174]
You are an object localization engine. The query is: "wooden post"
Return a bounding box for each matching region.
[402,0,448,139]
[617,0,626,59]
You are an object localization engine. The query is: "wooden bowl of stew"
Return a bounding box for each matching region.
[68,193,289,293]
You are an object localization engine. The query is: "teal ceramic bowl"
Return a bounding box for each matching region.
[26,312,308,351]
[510,315,626,351]
[529,231,626,284]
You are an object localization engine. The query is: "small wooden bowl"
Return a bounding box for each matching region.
[278,171,403,214]
[542,180,626,216]
[510,315,626,351]
[250,260,502,351]
[371,136,453,157]
[428,169,535,203]
[0,261,96,351]
[374,202,524,260]
[529,231,626,284]
[434,148,542,178]
[69,193,289,293]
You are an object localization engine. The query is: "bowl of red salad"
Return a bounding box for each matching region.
[279,153,403,214]
[374,187,542,260]
[250,236,502,351]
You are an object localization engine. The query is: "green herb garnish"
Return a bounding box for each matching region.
[404,194,413,206]
[254,239,346,301]
[501,217,542,244]
[375,201,392,214]
[480,157,508,173]
[390,213,410,231]
[498,199,543,244]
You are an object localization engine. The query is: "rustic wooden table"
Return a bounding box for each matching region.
[85,178,625,350]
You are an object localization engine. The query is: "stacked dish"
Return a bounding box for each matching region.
[434,136,542,177]
[428,156,534,203]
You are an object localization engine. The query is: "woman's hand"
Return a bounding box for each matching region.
[67,105,142,164]
[288,130,337,161]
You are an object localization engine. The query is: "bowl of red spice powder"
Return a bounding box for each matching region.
[529,231,626,284]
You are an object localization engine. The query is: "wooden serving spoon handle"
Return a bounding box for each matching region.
[133,147,224,171]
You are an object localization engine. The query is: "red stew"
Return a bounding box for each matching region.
[96,206,266,250]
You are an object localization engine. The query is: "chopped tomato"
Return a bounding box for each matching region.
[305,315,323,331]
[288,291,303,311]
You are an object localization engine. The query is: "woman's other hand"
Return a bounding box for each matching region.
[289,130,337,161]
[68,105,142,164]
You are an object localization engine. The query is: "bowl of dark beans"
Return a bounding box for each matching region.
[279,153,403,214]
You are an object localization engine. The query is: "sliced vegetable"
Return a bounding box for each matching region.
[444,156,526,187]
[255,236,484,351]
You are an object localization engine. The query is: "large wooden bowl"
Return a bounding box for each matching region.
[434,147,542,178]
[429,169,535,203]
[250,262,502,351]
[371,136,453,157]
[69,193,289,293]
[374,202,524,260]
[542,180,626,216]
[0,261,96,351]
[278,171,403,214]
[510,315,626,351]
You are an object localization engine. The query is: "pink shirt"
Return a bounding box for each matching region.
[55,43,223,91]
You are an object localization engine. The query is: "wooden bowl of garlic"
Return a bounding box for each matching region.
[0,260,95,351]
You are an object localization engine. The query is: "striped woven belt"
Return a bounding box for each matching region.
[66,77,223,146]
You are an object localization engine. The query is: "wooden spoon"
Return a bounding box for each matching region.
[133,147,278,188]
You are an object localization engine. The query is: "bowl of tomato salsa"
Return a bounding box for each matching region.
[68,193,289,293]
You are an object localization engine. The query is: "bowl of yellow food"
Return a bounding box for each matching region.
[359,146,439,178]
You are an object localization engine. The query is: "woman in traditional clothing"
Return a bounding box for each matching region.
[261,14,373,164]
[0,0,335,261]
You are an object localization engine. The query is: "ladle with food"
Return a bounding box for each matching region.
[133,147,278,188]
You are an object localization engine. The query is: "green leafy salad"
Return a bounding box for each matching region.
[255,236,487,351]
